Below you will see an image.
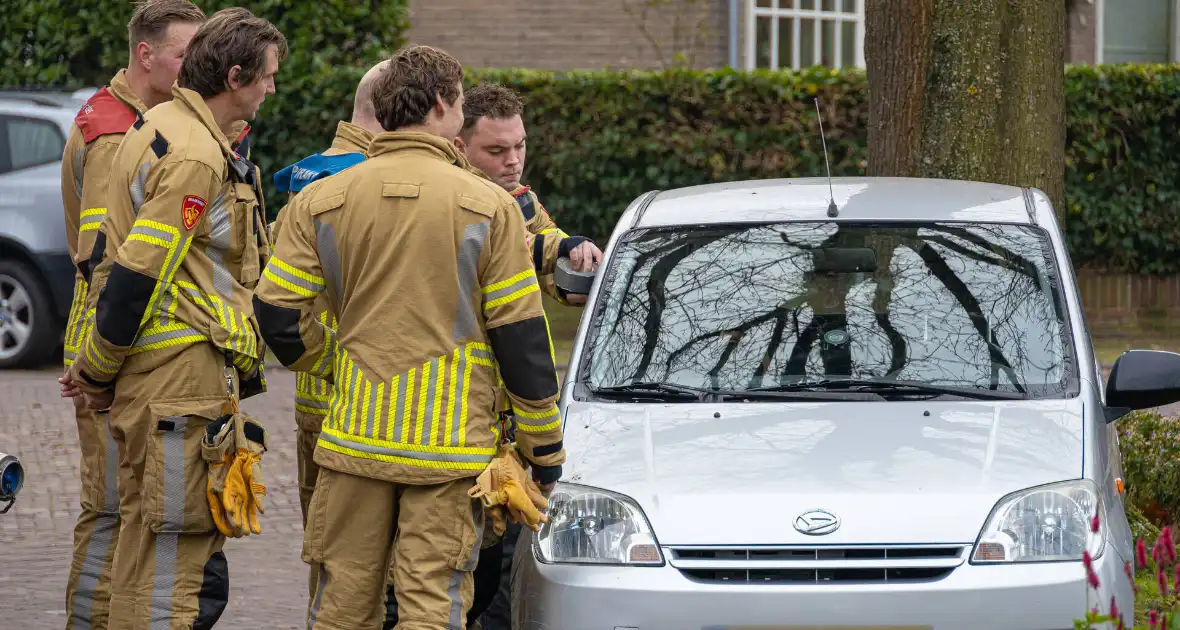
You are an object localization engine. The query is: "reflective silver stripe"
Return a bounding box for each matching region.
[515,408,560,430]
[318,430,494,464]
[70,514,118,629]
[449,348,467,447]
[205,192,234,298]
[392,369,410,443]
[346,362,361,435]
[420,356,440,445]
[307,329,334,378]
[483,273,538,305]
[132,325,203,349]
[453,221,489,340]
[64,347,78,363]
[267,260,325,294]
[150,416,187,628]
[130,162,150,215]
[365,379,379,440]
[73,146,86,200]
[129,223,176,243]
[308,564,327,628]
[314,218,343,303]
[446,501,485,628]
[79,212,105,230]
[470,346,493,362]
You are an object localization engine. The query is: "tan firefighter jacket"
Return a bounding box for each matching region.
[270,121,373,427]
[60,70,146,369]
[254,131,566,486]
[70,84,269,396]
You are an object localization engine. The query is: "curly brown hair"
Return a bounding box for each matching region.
[372,44,464,131]
[459,83,524,140]
[177,7,288,99]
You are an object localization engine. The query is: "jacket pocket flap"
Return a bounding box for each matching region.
[382,183,421,198]
[458,194,495,218]
[309,191,346,216]
[148,397,228,423]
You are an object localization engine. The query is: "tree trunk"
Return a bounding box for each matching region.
[865,0,1066,215]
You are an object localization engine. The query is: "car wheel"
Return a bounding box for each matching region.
[0,260,58,369]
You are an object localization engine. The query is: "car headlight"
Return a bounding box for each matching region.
[971,479,1105,564]
[532,483,663,566]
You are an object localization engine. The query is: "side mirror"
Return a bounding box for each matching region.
[1104,349,1180,422]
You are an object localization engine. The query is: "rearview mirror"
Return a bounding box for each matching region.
[1104,349,1180,421]
[812,247,878,274]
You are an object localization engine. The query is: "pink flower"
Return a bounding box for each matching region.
[1174,562,1180,594]
[1083,550,1101,589]
[1149,609,1159,628]
[1164,526,1177,565]
[1158,568,1169,597]
[1127,561,1139,593]
[1091,512,1101,533]
[1109,596,1120,621]
[1139,538,1150,568]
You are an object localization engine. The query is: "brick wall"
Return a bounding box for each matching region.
[404,0,729,70]
[1067,0,1098,64]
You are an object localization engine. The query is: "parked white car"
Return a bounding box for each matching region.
[510,177,1170,629]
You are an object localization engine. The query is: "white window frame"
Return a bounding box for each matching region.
[1095,0,1180,64]
[743,0,866,70]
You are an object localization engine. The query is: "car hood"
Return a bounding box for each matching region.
[558,398,1085,546]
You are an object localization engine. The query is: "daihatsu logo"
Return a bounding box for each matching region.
[794,509,840,535]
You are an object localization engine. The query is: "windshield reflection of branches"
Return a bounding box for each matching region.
[587,223,1070,395]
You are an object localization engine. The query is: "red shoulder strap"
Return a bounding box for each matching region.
[75,87,138,143]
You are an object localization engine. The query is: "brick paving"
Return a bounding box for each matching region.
[0,365,309,628]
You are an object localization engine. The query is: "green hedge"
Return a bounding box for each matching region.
[4,9,1179,272]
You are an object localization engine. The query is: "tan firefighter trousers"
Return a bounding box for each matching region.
[296,410,322,603]
[303,467,485,629]
[65,404,121,630]
[105,342,237,629]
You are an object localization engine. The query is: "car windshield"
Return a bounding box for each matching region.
[579,221,1078,399]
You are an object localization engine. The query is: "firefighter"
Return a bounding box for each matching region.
[268,58,390,610]
[254,44,566,628]
[454,82,603,307]
[58,8,286,628]
[454,81,602,630]
[58,2,206,627]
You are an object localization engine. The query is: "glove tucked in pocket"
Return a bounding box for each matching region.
[223,413,267,537]
[201,414,237,537]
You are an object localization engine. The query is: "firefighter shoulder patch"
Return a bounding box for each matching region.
[181,195,207,230]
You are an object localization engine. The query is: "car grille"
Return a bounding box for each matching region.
[667,545,968,585]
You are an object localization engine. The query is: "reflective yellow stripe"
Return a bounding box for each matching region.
[514,406,562,433]
[482,269,540,310]
[316,425,496,470]
[85,336,120,377]
[79,207,106,232]
[482,270,533,294]
[263,257,325,298]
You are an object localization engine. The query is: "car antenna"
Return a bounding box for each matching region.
[814,97,839,218]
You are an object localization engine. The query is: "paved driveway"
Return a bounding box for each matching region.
[0,366,309,628]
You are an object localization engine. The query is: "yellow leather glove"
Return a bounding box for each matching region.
[468,443,550,534]
[201,415,239,538]
[221,413,267,537]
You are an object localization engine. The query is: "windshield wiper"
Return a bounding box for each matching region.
[746,378,1029,400]
[588,381,714,402]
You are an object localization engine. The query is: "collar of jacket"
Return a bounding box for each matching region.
[330,121,374,155]
[107,69,149,115]
[368,131,461,165]
[169,83,239,161]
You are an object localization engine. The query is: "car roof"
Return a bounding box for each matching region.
[634,177,1035,228]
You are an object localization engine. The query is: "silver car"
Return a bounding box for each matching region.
[512,177,1171,629]
[0,88,95,368]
